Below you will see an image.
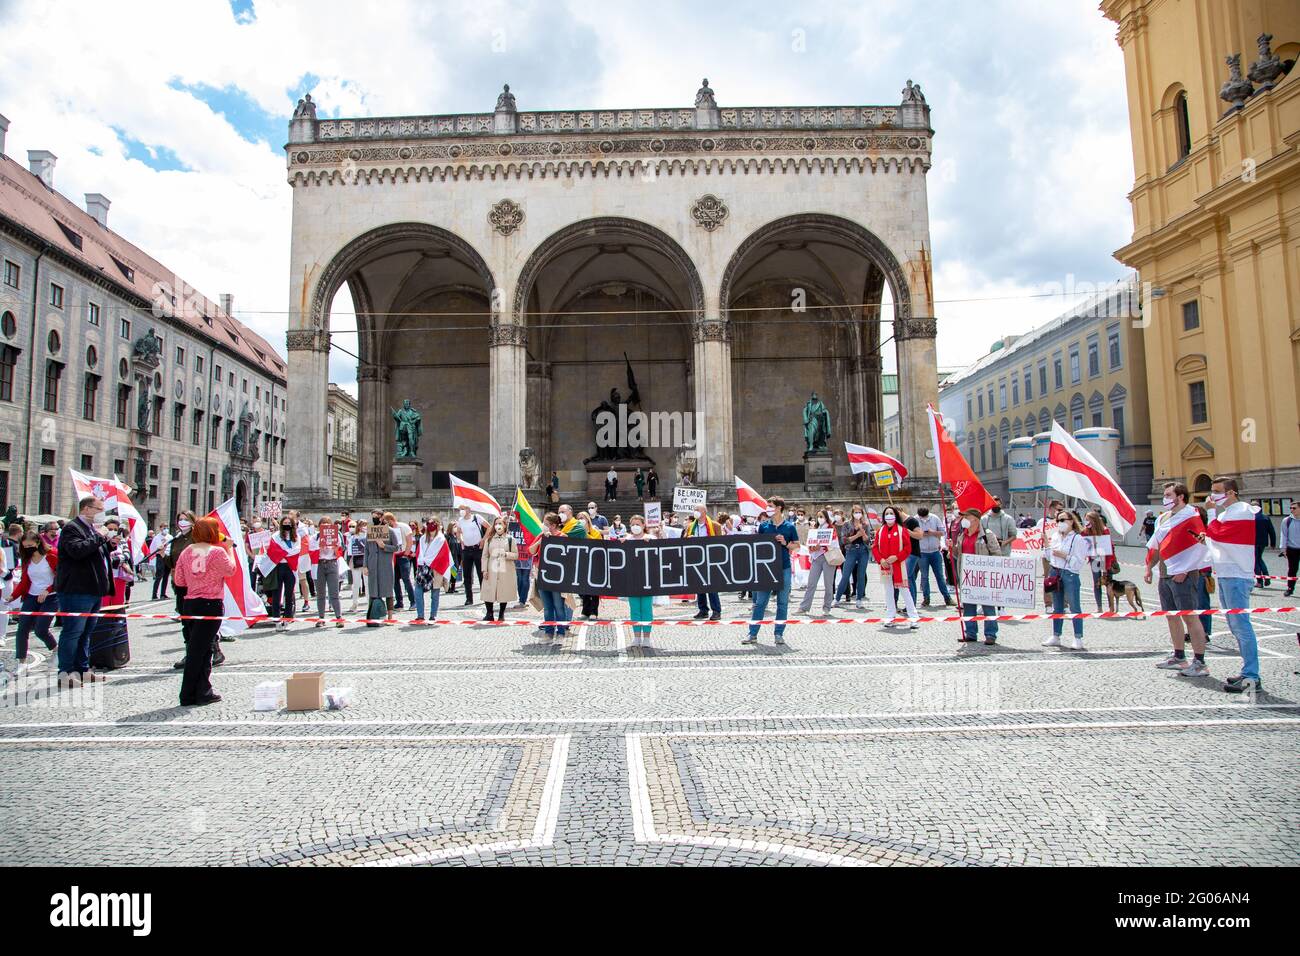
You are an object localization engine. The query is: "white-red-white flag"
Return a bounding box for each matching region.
[208,497,268,636]
[417,531,452,578]
[1045,421,1136,535]
[734,475,770,518]
[1203,501,1258,580]
[256,531,302,577]
[69,468,147,564]
[1148,504,1209,576]
[450,473,502,517]
[844,441,908,481]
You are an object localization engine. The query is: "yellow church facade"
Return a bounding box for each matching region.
[1103,0,1299,515]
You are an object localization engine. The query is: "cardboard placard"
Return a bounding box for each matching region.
[958,553,1038,608]
[643,501,662,530]
[367,522,391,545]
[319,526,340,559]
[672,486,707,513]
[808,527,837,548]
[259,501,282,520]
[872,470,895,488]
[247,529,272,551]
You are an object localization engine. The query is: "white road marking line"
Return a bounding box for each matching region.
[574,623,587,654]
[626,734,651,843]
[0,732,560,744]
[1258,646,1288,658]
[640,717,1300,739]
[614,622,628,662]
[4,702,1296,732]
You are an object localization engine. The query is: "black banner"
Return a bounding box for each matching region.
[537,534,783,597]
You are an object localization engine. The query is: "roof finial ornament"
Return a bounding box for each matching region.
[1219,53,1255,113]
[1247,33,1285,93]
[901,79,925,106]
[292,92,316,120]
[694,78,717,110]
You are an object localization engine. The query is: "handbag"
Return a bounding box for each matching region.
[414,564,433,590]
[1044,573,1061,593]
[826,542,845,567]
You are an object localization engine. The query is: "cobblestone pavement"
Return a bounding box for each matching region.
[2,547,1297,866]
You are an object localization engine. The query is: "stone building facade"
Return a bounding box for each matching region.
[1103,0,1299,515]
[933,281,1153,504]
[327,382,358,499]
[0,120,288,522]
[282,81,941,508]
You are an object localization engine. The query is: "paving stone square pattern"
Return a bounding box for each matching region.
[2,551,1297,866]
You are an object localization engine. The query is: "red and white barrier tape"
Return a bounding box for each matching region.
[3,606,1298,626]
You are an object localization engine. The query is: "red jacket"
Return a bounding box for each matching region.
[12,552,58,601]
[872,523,910,585]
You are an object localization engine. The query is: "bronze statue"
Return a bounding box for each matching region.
[802,392,831,453]
[392,399,422,459]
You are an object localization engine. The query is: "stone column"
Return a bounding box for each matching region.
[356,364,390,497]
[691,316,734,486]
[526,361,552,478]
[284,328,331,504]
[859,352,884,449]
[489,323,528,492]
[895,315,939,480]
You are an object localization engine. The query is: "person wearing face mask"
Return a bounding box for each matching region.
[586,502,609,532]
[686,504,722,621]
[267,516,303,631]
[834,506,872,610]
[743,497,800,647]
[625,515,657,647]
[412,518,448,623]
[456,507,486,606]
[1198,476,1262,693]
[798,509,837,617]
[1044,509,1089,651]
[388,514,416,612]
[575,511,604,619]
[1145,482,1211,675]
[365,511,401,618]
[907,506,954,609]
[479,516,519,622]
[1082,511,1112,613]
[172,517,236,706]
[873,506,919,630]
[314,516,344,628]
[53,497,115,688]
[445,521,463,594]
[12,531,59,665]
[981,497,1017,557]
[149,523,173,600]
[953,508,1003,644]
[165,512,196,614]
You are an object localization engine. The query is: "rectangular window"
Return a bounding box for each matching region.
[2,260,18,288]
[210,416,221,450]
[188,488,198,512]
[241,378,248,394]
[41,448,55,467]
[0,442,9,460]
[255,385,261,401]
[1091,411,1103,427]
[192,409,203,445]
[224,419,233,450]
[1038,362,1048,396]
[1023,368,1032,401]
[169,487,179,522]
[0,471,7,509]
[1113,406,1125,445]
[214,364,223,384]
[1053,357,1063,390]
[966,395,972,421]
[119,317,131,340]
[49,283,63,309]
[196,355,204,375]
[114,458,125,475]
[87,302,100,327]
[979,444,986,472]
[1069,346,1081,385]
[82,373,99,420]
[977,393,984,418]
[80,454,93,471]
[173,403,184,441]
[38,475,53,515]
[1189,381,1208,424]
[175,346,185,366]
[1087,338,1100,377]
[1182,300,1200,331]
[999,382,1007,411]
[1108,326,1122,368]
[152,397,164,437]
[0,345,17,402]
[228,371,234,386]
[116,384,130,428]
[43,361,62,412]
[1011,378,1019,406]
[170,467,180,482]
[1072,413,1084,431]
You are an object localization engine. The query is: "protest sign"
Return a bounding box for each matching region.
[672,486,707,513]
[958,552,1038,608]
[247,529,272,551]
[538,534,781,597]
[643,501,662,531]
[808,528,837,548]
[319,526,340,558]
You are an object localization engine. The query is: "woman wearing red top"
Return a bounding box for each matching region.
[872,505,919,629]
[172,516,236,707]
[12,532,59,663]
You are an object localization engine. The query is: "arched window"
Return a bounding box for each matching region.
[1174,91,1191,161]
[1192,474,1212,502]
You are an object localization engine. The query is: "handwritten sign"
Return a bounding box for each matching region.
[259,500,282,520]
[538,534,781,597]
[808,528,837,548]
[1011,524,1044,552]
[672,486,707,513]
[367,522,391,545]
[959,552,1038,608]
[247,529,272,551]
[319,527,340,559]
[643,501,662,531]
[872,470,895,488]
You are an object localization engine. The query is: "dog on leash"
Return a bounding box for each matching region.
[1102,571,1145,614]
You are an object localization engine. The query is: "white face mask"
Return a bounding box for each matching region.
[494,525,504,534]
[177,519,192,531]
[961,518,972,530]
[1208,492,1227,505]
[630,524,644,536]
[1057,519,1071,530]
[884,514,896,525]
[460,509,469,519]
[852,512,862,520]
[1162,496,1175,508]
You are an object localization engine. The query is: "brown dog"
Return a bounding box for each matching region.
[1103,572,1145,614]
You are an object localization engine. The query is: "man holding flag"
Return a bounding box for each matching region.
[1199,476,1262,694]
[1145,481,1211,677]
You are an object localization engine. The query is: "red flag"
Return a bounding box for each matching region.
[927,405,996,514]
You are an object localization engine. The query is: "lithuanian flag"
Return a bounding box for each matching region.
[514,488,543,546]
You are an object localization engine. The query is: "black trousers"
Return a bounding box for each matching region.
[1286,547,1300,594]
[461,545,482,601]
[180,597,222,704]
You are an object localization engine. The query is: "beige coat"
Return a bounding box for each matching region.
[479,533,519,604]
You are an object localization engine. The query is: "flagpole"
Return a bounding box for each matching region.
[933,472,966,645]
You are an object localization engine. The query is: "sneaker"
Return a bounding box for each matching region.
[855,602,865,611]
[908,622,920,630]
[1178,659,1210,677]
[983,638,997,645]
[211,649,226,667]
[692,610,708,620]
[1155,654,1185,670]
[315,621,325,629]
[1223,677,1261,694]
[741,635,757,645]
[1070,637,1084,651]
[709,611,721,622]
[944,597,957,607]
[172,658,187,670]
[335,621,345,629]
[774,637,786,645]
[1042,636,1062,647]
[958,636,977,643]
[1224,674,1244,684]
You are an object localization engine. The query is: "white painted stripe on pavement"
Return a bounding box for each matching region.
[643,717,1300,739]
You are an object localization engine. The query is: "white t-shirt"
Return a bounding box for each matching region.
[457,516,483,547]
[1048,531,1088,574]
[26,558,55,597]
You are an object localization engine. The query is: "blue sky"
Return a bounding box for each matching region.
[0,0,1136,395]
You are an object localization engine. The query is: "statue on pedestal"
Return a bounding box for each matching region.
[802,392,831,454]
[392,399,422,460]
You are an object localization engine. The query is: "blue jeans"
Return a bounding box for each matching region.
[516,567,531,605]
[696,591,721,614]
[963,602,998,640]
[412,583,440,621]
[1217,576,1259,681]
[908,550,951,603]
[835,543,869,601]
[1195,574,1213,636]
[15,593,58,660]
[1051,568,1084,637]
[540,589,571,637]
[56,593,102,673]
[393,556,415,608]
[749,567,792,640]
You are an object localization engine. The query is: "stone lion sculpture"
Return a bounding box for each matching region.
[518,447,539,489]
